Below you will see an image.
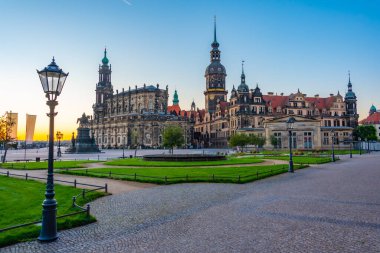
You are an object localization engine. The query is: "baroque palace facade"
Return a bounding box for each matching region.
[91,21,359,150]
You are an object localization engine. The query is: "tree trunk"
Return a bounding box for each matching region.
[2,144,8,163]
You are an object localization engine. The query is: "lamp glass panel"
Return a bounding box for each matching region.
[38,72,49,93]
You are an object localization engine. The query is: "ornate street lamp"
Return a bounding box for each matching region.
[37,57,68,242]
[56,131,63,157]
[286,117,295,173]
[331,129,335,162]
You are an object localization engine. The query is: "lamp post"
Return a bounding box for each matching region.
[122,135,125,159]
[349,133,352,158]
[286,117,295,173]
[358,137,362,155]
[37,57,68,242]
[56,131,63,157]
[331,129,335,162]
[366,138,370,153]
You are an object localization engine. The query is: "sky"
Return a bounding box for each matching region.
[0,0,379,140]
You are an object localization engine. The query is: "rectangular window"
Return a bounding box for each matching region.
[303,132,312,149]
[323,132,329,145]
[273,132,282,149]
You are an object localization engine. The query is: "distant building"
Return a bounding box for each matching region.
[359,105,380,139]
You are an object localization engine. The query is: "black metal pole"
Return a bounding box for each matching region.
[122,137,125,159]
[331,133,335,162]
[359,140,362,155]
[38,100,58,242]
[288,130,294,173]
[350,140,352,158]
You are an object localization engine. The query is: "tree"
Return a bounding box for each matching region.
[229,133,250,151]
[249,134,266,151]
[270,135,278,149]
[354,125,378,141]
[0,113,16,163]
[163,125,185,154]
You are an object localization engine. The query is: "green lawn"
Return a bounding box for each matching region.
[263,156,333,164]
[104,157,263,167]
[0,176,106,247]
[59,164,307,184]
[0,160,95,170]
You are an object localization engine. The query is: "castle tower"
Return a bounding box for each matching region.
[204,17,227,113]
[94,48,114,121]
[344,71,358,127]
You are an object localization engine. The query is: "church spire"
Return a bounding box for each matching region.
[348,70,352,91]
[241,60,245,83]
[211,16,220,49]
[173,90,179,105]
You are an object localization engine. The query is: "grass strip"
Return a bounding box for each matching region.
[59,164,307,184]
[104,157,263,167]
[0,176,106,247]
[0,160,95,170]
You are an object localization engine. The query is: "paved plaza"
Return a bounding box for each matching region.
[1,153,380,252]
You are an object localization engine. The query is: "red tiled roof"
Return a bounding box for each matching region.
[360,112,380,125]
[167,105,181,115]
[263,95,289,108]
[263,95,336,110]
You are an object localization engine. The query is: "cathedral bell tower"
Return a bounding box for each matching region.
[93,48,114,122]
[204,17,227,113]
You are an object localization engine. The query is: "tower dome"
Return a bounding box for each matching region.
[102,48,109,65]
[370,104,377,114]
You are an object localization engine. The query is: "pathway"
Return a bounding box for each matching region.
[1,153,380,252]
[0,168,155,194]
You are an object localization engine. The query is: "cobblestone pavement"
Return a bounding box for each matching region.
[2,153,380,252]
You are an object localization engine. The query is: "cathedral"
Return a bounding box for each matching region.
[91,20,359,150]
[91,49,194,149]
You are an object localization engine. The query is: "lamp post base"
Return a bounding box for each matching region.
[288,161,294,173]
[38,199,58,242]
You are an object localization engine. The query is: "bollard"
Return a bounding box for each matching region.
[86,204,90,217]
[74,179,77,188]
[165,176,167,184]
[186,174,189,181]
[238,175,240,183]
[82,189,85,198]
[212,174,215,181]
[256,171,259,179]
[72,196,76,207]
[26,173,28,180]
[105,183,108,193]
[109,171,112,177]
[134,173,137,180]
[7,171,9,177]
